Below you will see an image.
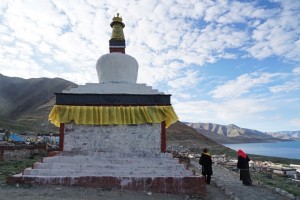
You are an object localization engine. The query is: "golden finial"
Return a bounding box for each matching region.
[110,13,125,40]
[111,13,125,27]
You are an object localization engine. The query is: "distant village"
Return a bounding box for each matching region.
[0,128,58,146]
[0,128,59,161]
[167,145,300,183]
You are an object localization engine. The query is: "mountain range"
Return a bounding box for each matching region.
[0,73,299,144]
[187,122,300,144]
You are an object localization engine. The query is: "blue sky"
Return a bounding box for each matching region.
[0,0,299,132]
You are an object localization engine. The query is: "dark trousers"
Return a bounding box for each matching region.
[204,174,211,184]
[202,165,212,184]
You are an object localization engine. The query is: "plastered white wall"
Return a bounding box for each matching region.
[64,123,161,154]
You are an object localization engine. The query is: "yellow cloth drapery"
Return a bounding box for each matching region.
[49,105,178,128]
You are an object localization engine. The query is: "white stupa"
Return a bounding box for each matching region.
[8,13,205,196]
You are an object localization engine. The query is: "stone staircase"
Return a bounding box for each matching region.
[7,152,206,195]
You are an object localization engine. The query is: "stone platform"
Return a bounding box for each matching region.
[7,152,206,195]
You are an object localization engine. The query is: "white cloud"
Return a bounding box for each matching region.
[247,1,300,61]
[269,67,300,93]
[1,58,55,79]
[37,41,52,54]
[210,72,283,99]
[167,69,202,99]
[0,33,14,44]
[172,95,300,131]
[204,0,278,25]
[269,80,300,93]
[168,70,200,89]
[0,0,108,83]
[289,119,300,127]
[174,97,272,124]
[293,67,300,75]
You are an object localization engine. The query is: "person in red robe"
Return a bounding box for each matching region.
[237,149,252,185]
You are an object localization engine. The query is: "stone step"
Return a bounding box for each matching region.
[56,152,173,158]
[24,153,193,177]
[42,155,179,165]
[7,175,206,195]
[33,162,186,170]
[23,167,193,177]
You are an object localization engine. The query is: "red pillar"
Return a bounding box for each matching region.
[161,121,166,153]
[59,123,65,151]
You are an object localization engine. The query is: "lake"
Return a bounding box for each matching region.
[223,140,300,160]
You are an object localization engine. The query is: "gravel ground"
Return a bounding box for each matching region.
[0,185,187,200]
[0,183,228,200]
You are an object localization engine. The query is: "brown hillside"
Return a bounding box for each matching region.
[0,74,76,132]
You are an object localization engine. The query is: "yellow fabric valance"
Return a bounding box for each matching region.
[49,105,178,128]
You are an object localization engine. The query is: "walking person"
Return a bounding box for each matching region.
[237,149,252,185]
[199,148,213,184]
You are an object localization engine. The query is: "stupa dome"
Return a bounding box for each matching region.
[96,53,139,83]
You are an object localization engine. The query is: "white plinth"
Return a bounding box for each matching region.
[62,82,164,94]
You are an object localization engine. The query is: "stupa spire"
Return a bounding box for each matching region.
[109,13,125,54]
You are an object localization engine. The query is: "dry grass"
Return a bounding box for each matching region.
[252,172,300,196]
[0,156,42,184]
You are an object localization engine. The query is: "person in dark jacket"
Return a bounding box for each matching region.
[237,149,252,185]
[199,148,213,184]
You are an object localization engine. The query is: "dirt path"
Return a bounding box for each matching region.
[191,161,292,200]
[211,164,291,200]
